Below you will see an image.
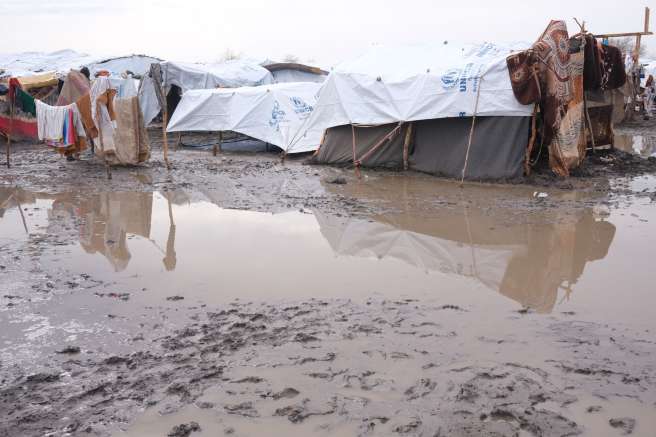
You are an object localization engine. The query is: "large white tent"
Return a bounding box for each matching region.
[290,42,532,152]
[167,82,323,153]
[0,50,160,79]
[0,49,96,78]
[139,60,274,126]
[85,55,162,78]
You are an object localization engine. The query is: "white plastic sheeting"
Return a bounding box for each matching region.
[0,50,159,81]
[139,60,274,126]
[0,49,96,78]
[85,55,161,78]
[290,42,532,152]
[161,61,273,92]
[167,82,323,153]
[271,69,327,84]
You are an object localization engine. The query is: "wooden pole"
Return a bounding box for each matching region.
[402,122,413,171]
[525,104,538,175]
[6,99,13,168]
[351,124,356,165]
[213,131,222,156]
[161,86,170,170]
[645,7,651,34]
[175,132,181,151]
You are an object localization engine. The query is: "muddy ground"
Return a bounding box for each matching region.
[1,121,656,437]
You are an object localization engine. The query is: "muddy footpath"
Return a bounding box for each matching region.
[1,121,656,437]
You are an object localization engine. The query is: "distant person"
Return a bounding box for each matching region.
[79,67,91,81]
[644,75,655,120]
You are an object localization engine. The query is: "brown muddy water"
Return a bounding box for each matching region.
[1,169,656,436]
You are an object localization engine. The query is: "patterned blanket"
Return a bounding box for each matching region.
[507,20,586,176]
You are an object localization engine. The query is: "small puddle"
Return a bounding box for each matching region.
[614,133,656,158]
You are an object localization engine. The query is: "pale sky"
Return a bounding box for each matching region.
[1,0,654,66]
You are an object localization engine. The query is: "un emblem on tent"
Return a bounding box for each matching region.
[269,100,287,131]
[290,96,313,119]
[441,69,461,89]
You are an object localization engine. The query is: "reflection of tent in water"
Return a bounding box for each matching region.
[314,208,615,313]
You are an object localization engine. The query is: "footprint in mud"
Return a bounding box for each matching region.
[224,401,259,417]
[167,421,200,437]
[609,417,636,435]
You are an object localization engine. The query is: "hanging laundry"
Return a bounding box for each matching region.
[601,45,627,91]
[90,77,117,155]
[15,88,36,117]
[110,96,151,165]
[75,93,98,138]
[56,70,91,106]
[583,35,604,91]
[36,100,87,155]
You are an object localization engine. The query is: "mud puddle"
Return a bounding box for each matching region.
[614,133,656,158]
[1,177,656,437]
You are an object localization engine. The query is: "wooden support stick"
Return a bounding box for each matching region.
[162,112,170,169]
[525,104,538,175]
[402,122,413,171]
[161,86,171,170]
[351,124,357,165]
[583,93,596,154]
[213,131,222,156]
[6,101,13,168]
[645,6,651,33]
[593,31,653,38]
[175,132,181,151]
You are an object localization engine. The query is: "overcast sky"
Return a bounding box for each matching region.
[1,0,653,66]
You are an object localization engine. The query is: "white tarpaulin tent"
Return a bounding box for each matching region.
[85,55,162,78]
[0,49,96,78]
[139,60,274,126]
[167,82,323,153]
[290,42,532,152]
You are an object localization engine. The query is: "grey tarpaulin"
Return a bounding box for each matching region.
[310,124,410,169]
[311,117,530,179]
[410,116,530,179]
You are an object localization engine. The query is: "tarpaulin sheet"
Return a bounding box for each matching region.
[167,82,322,153]
[292,42,532,152]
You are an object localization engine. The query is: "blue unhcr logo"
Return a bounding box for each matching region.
[269,100,287,131]
[441,69,461,89]
[290,96,313,118]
